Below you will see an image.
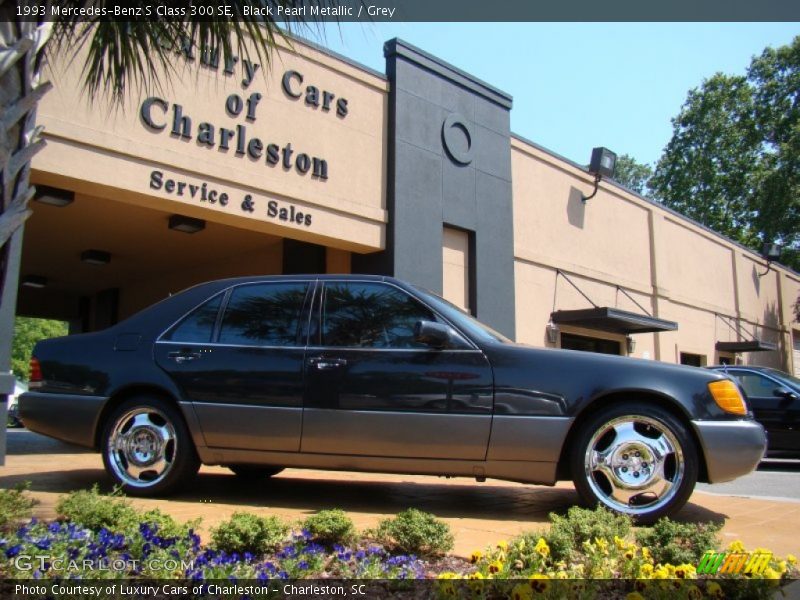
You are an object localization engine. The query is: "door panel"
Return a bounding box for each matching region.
[302,281,494,460]
[155,281,310,452]
[732,370,797,452]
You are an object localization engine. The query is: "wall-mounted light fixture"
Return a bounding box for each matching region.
[168,214,206,234]
[81,249,111,265]
[21,275,48,288]
[757,242,781,277]
[582,147,617,202]
[626,336,636,355]
[34,185,74,207]
[546,321,560,344]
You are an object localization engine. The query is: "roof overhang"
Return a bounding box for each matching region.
[550,307,679,335]
[715,340,778,353]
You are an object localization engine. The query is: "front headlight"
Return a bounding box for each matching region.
[707,380,747,415]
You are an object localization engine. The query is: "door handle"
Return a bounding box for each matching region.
[168,350,202,364]
[308,357,347,370]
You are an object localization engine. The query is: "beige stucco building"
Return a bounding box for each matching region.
[9,35,800,376]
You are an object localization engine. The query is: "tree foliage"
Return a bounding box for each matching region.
[650,36,800,270]
[611,154,654,196]
[11,317,68,381]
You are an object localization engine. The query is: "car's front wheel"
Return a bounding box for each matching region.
[102,397,199,495]
[570,402,698,524]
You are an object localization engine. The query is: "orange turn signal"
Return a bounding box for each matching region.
[708,380,747,415]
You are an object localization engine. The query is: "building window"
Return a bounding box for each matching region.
[560,333,621,355]
[680,352,706,367]
[717,352,735,366]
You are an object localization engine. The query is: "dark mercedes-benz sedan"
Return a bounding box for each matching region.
[21,275,766,523]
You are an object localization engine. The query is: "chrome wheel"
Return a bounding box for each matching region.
[106,407,177,489]
[584,415,685,516]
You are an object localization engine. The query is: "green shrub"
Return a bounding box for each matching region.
[55,485,137,531]
[635,518,721,565]
[302,509,356,546]
[545,506,632,561]
[0,482,37,528]
[375,508,453,556]
[118,507,198,540]
[211,512,289,555]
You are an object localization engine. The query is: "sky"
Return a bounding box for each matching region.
[306,22,798,168]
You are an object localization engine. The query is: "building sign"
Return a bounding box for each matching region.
[139,59,348,182]
[149,169,313,227]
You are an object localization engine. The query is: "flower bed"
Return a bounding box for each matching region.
[0,486,797,599]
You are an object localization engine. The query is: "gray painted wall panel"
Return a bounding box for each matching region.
[378,38,516,339]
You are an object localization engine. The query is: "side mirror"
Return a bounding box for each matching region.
[414,320,451,349]
[773,387,798,401]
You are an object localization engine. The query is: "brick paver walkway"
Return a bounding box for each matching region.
[2,431,798,558]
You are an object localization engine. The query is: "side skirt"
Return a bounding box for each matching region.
[196,446,558,486]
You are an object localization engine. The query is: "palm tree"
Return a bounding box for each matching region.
[0,1,333,303]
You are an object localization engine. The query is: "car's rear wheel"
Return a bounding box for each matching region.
[570,402,698,524]
[228,465,284,479]
[102,397,199,495]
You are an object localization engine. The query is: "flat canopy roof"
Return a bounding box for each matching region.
[715,340,778,353]
[550,307,679,335]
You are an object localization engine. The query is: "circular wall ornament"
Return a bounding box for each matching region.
[442,113,474,165]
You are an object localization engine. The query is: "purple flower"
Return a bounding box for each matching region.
[5,545,22,558]
[298,560,309,570]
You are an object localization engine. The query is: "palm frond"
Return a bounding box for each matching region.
[48,0,341,104]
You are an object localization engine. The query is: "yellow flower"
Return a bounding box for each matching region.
[468,572,484,579]
[706,581,723,598]
[437,572,458,580]
[528,574,550,594]
[614,535,627,550]
[778,560,788,574]
[626,593,645,600]
[497,540,509,551]
[728,540,746,553]
[763,567,781,581]
[511,583,533,600]
[787,554,797,566]
[653,565,671,579]
[488,560,503,574]
[641,546,652,562]
[594,537,609,554]
[639,563,654,578]
[674,563,696,579]
[469,550,483,564]
[624,548,635,560]
[534,537,550,558]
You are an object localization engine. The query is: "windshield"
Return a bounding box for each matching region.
[763,367,800,389]
[411,285,511,344]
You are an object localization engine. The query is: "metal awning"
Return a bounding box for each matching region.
[550,307,679,335]
[715,340,778,353]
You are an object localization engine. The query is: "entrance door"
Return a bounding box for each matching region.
[155,281,311,452]
[301,280,494,460]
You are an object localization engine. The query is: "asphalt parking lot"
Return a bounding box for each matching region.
[2,429,799,558]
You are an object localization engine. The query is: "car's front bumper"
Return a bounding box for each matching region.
[692,419,766,483]
[19,392,107,448]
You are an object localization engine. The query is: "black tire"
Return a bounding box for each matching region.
[101,396,200,496]
[228,465,284,479]
[569,401,698,524]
